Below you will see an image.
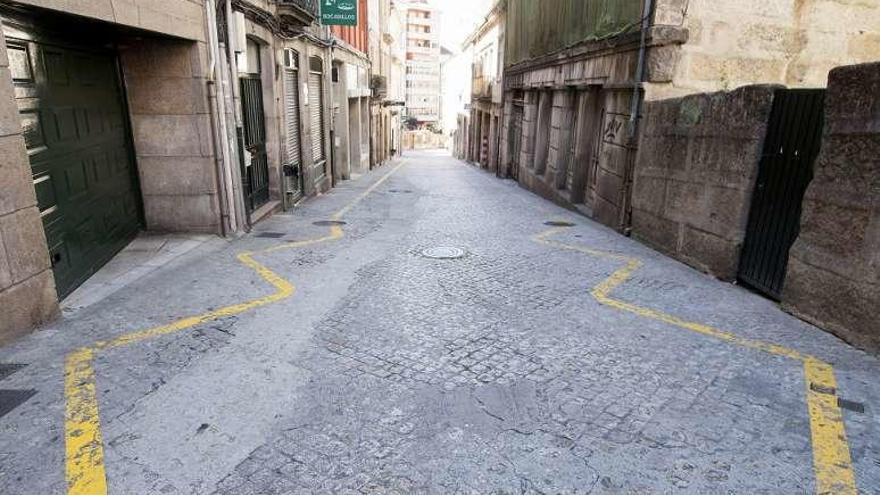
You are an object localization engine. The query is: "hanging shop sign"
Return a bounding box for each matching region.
[320,0,358,26]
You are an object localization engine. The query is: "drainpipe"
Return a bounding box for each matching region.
[628,0,653,141]
[205,0,237,236]
[225,0,251,230]
[621,0,654,234]
[325,26,337,187]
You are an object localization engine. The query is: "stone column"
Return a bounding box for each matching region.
[569,87,601,204]
[521,91,538,170]
[552,90,576,190]
[488,112,499,173]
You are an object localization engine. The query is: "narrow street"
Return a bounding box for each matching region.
[1,151,878,494]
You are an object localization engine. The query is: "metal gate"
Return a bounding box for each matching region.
[7,23,142,298]
[240,75,270,212]
[738,89,825,299]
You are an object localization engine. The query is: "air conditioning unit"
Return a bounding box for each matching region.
[283,48,299,70]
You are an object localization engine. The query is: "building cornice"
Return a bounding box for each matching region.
[504,25,687,77]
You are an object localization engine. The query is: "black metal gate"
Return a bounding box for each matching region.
[240,75,270,212]
[738,89,825,299]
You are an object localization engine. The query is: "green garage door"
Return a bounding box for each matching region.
[7,26,142,298]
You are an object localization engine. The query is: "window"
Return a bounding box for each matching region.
[245,38,261,74]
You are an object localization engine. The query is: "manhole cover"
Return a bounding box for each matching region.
[388,189,413,194]
[421,247,466,259]
[313,220,347,226]
[544,220,576,227]
[255,232,285,239]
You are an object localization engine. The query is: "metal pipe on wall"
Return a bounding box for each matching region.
[225,0,251,229]
[628,0,654,140]
[619,0,656,234]
[205,0,239,235]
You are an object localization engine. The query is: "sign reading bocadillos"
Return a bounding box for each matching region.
[320,0,358,26]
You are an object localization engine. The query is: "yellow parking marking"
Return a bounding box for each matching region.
[64,163,404,495]
[533,227,856,495]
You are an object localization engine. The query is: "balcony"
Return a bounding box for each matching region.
[277,0,319,25]
[472,75,493,99]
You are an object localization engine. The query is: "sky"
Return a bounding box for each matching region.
[435,0,496,52]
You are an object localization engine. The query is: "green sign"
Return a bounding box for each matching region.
[320,0,358,26]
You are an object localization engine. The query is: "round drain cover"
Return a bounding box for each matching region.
[313,220,347,226]
[421,247,466,259]
[544,220,576,227]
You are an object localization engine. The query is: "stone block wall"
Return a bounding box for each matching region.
[650,0,880,99]
[783,62,880,352]
[120,38,221,234]
[592,89,635,230]
[14,0,207,42]
[0,28,58,343]
[631,85,777,279]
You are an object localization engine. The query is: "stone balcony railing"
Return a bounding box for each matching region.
[471,76,495,99]
[276,0,319,21]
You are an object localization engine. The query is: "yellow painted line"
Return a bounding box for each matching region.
[64,348,106,495]
[804,358,858,495]
[533,227,857,495]
[64,162,404,495]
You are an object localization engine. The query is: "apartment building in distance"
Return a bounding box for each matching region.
[402,0,441,128]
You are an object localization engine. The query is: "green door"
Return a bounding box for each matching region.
[7,26,142,298]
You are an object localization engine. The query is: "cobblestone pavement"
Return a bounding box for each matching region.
[1,150,879,494]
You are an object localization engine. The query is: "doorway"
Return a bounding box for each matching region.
[240,38,270,212]
[738,89,825,299]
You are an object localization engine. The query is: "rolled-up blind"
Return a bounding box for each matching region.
[283,69,301,166]
[308,71,324,161]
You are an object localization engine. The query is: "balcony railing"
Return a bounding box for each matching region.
[277,0,319,21]
[472,76,493,98]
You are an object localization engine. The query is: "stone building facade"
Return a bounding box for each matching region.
[629,0,880,285]
[462,0,879,351]
[230,0,337,218]
[367,0,405,168]
[498,0,673,230]
[462,1,504,174]
[491,0,880,231]
[0,0,221,342]
[0,0,407,342]
[330,2,373,179]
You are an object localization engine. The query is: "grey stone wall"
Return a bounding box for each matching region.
[120,38,221,234]
[783,62,880,353]
[630,85,777,279]
[13,0,207,42]
[0,28,59,343]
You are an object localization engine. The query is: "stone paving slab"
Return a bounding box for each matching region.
[0,150,878,494]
